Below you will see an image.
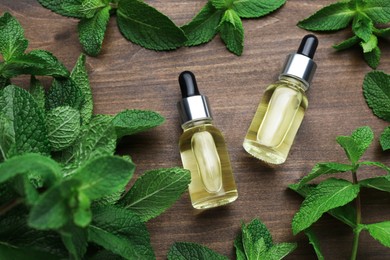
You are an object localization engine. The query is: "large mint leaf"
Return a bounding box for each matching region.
[78,6,111,57]
[231,0,286,19]
[71,156,135,200]
[70,54,93,125]
[360,175,390,192]
[298,162,353,187]
[292,178,359,234]
[297,2,355,31]
[0,85,50,158]
[119,167,190,222]
[363,71,390,121]
[88,206,155,259]
[37,0,84,19]
[46,78,83,111]
[361,0,390,24]
[218,10,244,56]
[168,242,228,260]
[380,126,390,150]
[117,0,187,50]
[30,76,46,113]
[0,12,28,62]
[181,2,224,46]
[112,109,165,138]
[46,106,81,151]
[304,228,324,260]
[365,221,390,247]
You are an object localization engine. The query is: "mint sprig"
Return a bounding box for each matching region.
[290,126,390,259]
[298,0,390,69]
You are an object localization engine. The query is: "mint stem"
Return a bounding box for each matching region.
[351,169,361,260]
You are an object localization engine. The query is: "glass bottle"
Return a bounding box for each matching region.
[177,71,238,209]
[243,35,319,164]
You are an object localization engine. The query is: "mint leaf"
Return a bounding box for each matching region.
[112,109,165,138]
[375,27,390,38]
[117,0,187,51]
[360,34,378,53]
[168,242,228,260]
[29,76,46,113]
[37,0,84,19]
[360,176,390,192]
[0,243,59,260]
[0,12,28,61]
[231,0,286,19]
[298,162,353,187]
[242,218,273,250]
[292,178,360,234]
[380,126,390,150]
[210,0,227,10]
[70,54,93,125]
[46,106,81,151]
[0,113,13,161]
[363,46,381,69]
[72,156,135,200]
[73,191,92,227]
[218,10,244,55]
[362,0,390,24]
[88,206,155,259]
[333,35,359,51]
[234,232,246,260]
[78,6,111,57]
[297,2,355,31]
[363,71,390,121]
[0,85,50,158]
[365,221,390,247]
[60,224,88,260]
[304,228,324,260]
[352,13,373,42]
[264,242,297,260]
[181,2,223,46]
[79,0,107,18]
[46,78,83,111]
[359,161,390,173]
[119,167,190,222]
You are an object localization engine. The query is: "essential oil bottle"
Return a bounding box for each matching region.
[243,34,318,164]
[177,71,238,209]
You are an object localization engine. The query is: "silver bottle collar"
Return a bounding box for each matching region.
[178,95,212,125]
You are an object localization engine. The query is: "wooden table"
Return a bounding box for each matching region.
[2,0,390,259]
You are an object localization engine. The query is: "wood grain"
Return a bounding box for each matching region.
[1,0,390,259]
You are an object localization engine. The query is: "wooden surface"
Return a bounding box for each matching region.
[2,0,390,259]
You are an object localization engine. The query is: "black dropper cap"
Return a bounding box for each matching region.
[297,34,318,59]
[179,71,200,98]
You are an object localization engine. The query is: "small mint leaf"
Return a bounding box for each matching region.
[333,35,360,51]
[181,2,224,46]
[0,113,13,162]
[264,243,297,260]
[242,219,273,250]
[231,0,286,19]
[361,0,390,24]
[218,10,244,56]
[365,221,390,247]
[304,228,324,260]
[234,232,246,260]
[46,78,83,111]
[78,6,111,57]
[297,2,355,31]
[363,46,381,69]
[0,12,28,61]
[380,126,390,150]
[60,224,88,260]
[117,0,187,50]
[375,27,390,38]
[37,0,84,19]
[292,178,359,234]
[352,13,373,42]
[363,71,390,121]
[360,34,378,53]
[360,176,390,192]
[359,161,390,173]
[168,242,228,260]
[298,162,353,187]
[211,0,228,10]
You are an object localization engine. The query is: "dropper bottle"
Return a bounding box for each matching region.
[177,71,238,209]
[243,35,318,164]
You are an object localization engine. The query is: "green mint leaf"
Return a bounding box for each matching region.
[73,191,92,227]
[70,54,93,125]
[234,232,247,260]
[167,242,228,260]
[13,175,39,206]
[117,0,187,50]
[218,10,244,55]
[363,71,390,121]
[79,0,108,18]
[210,0,227,10]
[243,235,267,260]
[0,12,28,61]
[112,109,165,138]
[181,2,224,46]
[231,0,286,19]
[241,219,273,250]
[333,35,360,51]
[375,27,390,38]
[78,6,111,57]
[352,13,373,42]
[119,167,190,222]
[0,243,59,260]
[360,34,378,53]
[88,206,155,259]
[3,50,69,78]
[304,228,324,260]
[29,76,46,113]
[0,113,13,162]
[361,0,390,24]
[336,126,373,164]
[37,0,84,19]
[46,78,83,111]
[0,85,50,158]
[298,162,353,187]
[297,2,355,31]
[71,156,135,200]
[359,175,390,192]
[264,243,297,260]
[359,161,390,173]
[60,224,88,260]
[365,221,390,247]
[363,46,381,69]
[380,126,390,150]
[292,178,360,234]
[46,106,81,151]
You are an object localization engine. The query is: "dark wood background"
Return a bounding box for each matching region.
[2,0,390,259]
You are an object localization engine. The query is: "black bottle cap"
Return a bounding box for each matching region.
[297,34,318,59]
[179,71,200,98]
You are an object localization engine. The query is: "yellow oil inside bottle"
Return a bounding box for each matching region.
[243,77,308,164]
[179,121,238,209]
